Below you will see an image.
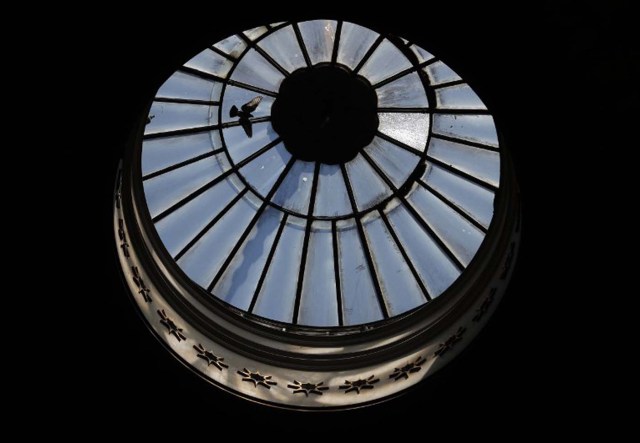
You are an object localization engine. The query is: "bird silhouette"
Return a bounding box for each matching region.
[230,96,262,137]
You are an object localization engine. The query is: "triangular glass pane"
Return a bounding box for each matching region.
[243,26,268,41]
[364,136,421,189]
[410,44,434,63]
[408,185,484,266]
[421,164,495,228]
[428,137,500,187]
[378,112,430,151]
[387,203,460,297]
[345,153,393,211]
[240,142,291,197]
[155,177,241,256]
[213,207,284,310]
[337,221,384,325]
[143,154,226,218]
[336,22,379,69]
[230,49,285,92]
[142,131,221,176]
[376,72,429,108]
[299,20,337,65]
[253,217,306,322]
[436,84,487,109]
[257,25,306,73]
[178,194,258,289]
[144,102,214,136]
[157,71,222,101]
[359,39,412,84]
[424,61,461,85]
[213,34,247,59]
[223,121,279,164]
[271,160,315,214]
[432,114,498,147]
[313,163,353,218]
[184,48,234,78]
[298,221,339,326]
[363,216,425,315]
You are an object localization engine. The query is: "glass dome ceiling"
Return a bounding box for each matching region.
[140,19,501,328]
[116,18,520,410]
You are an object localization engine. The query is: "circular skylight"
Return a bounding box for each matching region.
[140,20,500,328]
[116,19,520,409]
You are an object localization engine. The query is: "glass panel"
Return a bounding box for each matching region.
[144,102,215,135]
[376,72,429,108]
[213,34,247,59]
[221,85,274,123]
[253,217,306,322]
[298,221,339,327]
[337,222,384,325]
[432,114,499,147]
[271,160,315,215]
[378,112,430,151]
[213,207,284,310]
[155,178,241,256]
[230,49,285,93]
[184,48,234,78]
[156,71,222,102]
[428,137,500,187]
[422,164,495,228]
[240,142,291,197]
[313,163,353,218]
[363,216,425,315]
[424,61,461,86]
[258,25,307,72]
[336,22,379,70]
[410,44,434,63]
[143,154,227,218]
[408,185,484,266]
[299,20,337,65]
[364,136,421,189]
[345,154,392,211]
[142,131,221,176]
[223,121,279,165]
[387,202,460,297]
[436,84,487,109]
[243,26,269,41]
[359,39,412,84]
[177,194,258,289]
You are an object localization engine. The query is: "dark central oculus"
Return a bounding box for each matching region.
[272,65,378,164]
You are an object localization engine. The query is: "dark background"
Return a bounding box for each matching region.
[58,2,634,431]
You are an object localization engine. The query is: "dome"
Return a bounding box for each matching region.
[115,19,520,409]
